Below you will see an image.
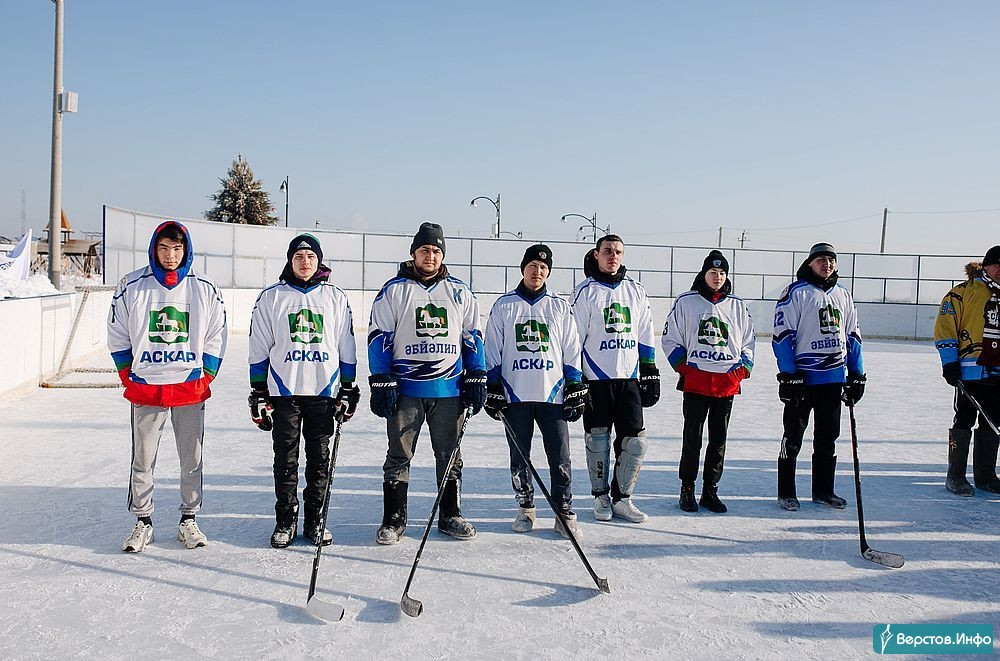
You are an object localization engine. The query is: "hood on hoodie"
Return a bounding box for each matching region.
[148,221,194,289]
[966,261,984,280]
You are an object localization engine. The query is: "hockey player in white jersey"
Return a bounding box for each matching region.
[248,234,358,548]
[108,221,227,553]
[571,234,660,523]
[484,244,587,538]
[772,242,866,511]
[368,222,486,545]
[662,250,754,514]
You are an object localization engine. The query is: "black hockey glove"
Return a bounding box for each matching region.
[777,372,806,406]
[334,382,361,422]
[638,363,660,408]
[562,381,589,422]
[369,373,399,419]
[942,362,961,387]
[842,373,867,406]
[461,370,488,416]
[248,388,273,432]
[484,382,507,421]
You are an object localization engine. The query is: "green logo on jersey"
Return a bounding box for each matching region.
[288,308,324,344]
[148,306,189,344]
[603,303,631,334]
[698,316,729,347]
[515,320,550,353]
[415,304,449,338]
[819,304,841,335]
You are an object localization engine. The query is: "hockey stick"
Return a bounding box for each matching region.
[848,403,905,569]
[306,411,346,622]
[957,381,1000,436]
[498,410,610,594]
[400,406,474,618]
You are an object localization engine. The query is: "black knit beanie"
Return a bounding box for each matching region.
[287,233,323,263]
[983,245,1000,267]
[521,244,553,272]
[410,222,446,256]
[808,242,837,261]
[701,249,729,273]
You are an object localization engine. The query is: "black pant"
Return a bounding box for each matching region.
[778,383,842,499]
[583,379,644,499]
[503,402,572,512]
[679,393,733,486]
[953,380,1000,430]
[270,396,334,524]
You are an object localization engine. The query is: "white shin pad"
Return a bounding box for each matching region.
[614,432,648,497]
[585,428,612,493]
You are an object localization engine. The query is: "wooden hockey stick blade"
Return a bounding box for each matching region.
[863,547,905,569]
[306,596,345,622]
[400,594,423,618]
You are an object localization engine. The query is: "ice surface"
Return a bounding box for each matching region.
[0,336,997,659]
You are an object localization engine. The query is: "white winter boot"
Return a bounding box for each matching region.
[512,506,536,533]
[554,511,580,539]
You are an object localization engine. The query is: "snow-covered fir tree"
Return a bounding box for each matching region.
[205,155,278,226]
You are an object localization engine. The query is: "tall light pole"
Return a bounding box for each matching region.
[279,176,289,227]
[47,0,66,289]
[470,193,501,238]
[560,212,607,244]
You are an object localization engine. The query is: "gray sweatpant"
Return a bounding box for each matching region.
[128,402,205,517]
[383,395,465,484]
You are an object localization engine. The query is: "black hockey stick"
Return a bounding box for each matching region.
[848,403,905,569]
[400,407,474,618]
[498,410,610,594]
[957,381,1000,435]
[306,411,346,622]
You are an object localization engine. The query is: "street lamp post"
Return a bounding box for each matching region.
[560,212,608,243]
[470,193,501,238]
[279,176,289,227]
[47,0,66,289]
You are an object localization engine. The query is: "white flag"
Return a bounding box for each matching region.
[0,230,32,281]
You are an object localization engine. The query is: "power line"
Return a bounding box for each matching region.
[891,207,1000,215]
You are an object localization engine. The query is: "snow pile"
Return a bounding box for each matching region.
[0,273,60,299]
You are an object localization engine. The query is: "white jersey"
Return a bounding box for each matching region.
[772,279,863,385]
[661,290,755,373]
[571,274,657,380]
[249,280,357,397]
[108,267,227,386]
[484,288,583,404]
[368,269,485,398]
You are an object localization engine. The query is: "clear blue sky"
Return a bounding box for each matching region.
[3,1,998,255]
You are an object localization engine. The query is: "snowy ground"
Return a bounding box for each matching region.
[1,336,997,659]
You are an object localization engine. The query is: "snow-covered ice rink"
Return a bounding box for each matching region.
[1,336,997,659]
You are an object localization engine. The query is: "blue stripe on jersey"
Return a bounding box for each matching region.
[546,377,565,403]
[935,338,960,365]
[462,329,486,371]
[582,349,611,380]
[111,349,133,371]
[772,334,798,374]
[183,368,203,383]
[318,367,341,398]
[367,329,394,375]
[638,342,655,363]
[339,361,357,383]
[846,332,863,374]
[202,353,222,378]
[269,366,292,397]
[249,359,269,385]
[400,375,461,398]
[667,346,686,370]
[501,375,521,403]
[563,364,583,383]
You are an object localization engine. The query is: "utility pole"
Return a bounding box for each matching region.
[738,229,749,249]
[718,227,723,247]
[47,0,65,289]
[880,207,888,254]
